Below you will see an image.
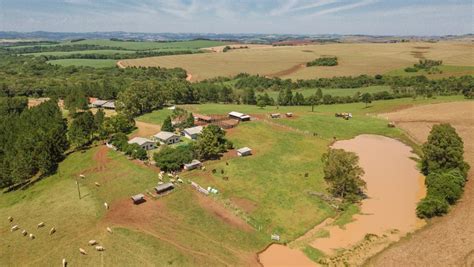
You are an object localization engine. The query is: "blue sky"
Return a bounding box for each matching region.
[0,0,472,35]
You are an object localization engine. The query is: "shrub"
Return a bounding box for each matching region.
[307,56,338,67]
[416,196,449,218]
[153,145,194,172]
[426,171,463,205]
[404,67,418,73]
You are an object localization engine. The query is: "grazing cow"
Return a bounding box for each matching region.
[79,248,87,255]
[10,225,19,232]
[22,230,27,236]
[29,233,35,240]
[106,227,113,234]
[95,246,105,251]
[49,227,56,235]
[37,222,45,228]
[8,216,13,222]
[88,240,97,246]
[62,258,67,267]
[104,202,109,210]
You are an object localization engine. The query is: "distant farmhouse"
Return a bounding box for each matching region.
[153,131,180,145]
[229,111,251,121]
[183,126,203,140]
[90,99,116,110]
[128,137,156,150]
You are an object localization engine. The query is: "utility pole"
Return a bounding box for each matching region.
[76,179,81,199]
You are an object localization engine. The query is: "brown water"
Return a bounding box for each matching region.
[259,134,425,266]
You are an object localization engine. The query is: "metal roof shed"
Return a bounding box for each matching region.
[131,194,145,204]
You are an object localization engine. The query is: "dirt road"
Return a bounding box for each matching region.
[372,101,474,266]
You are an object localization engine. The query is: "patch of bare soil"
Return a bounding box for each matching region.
[266,63,306,77]
[116,60,125,69]
[193,190,253,232]
[186,73,193,81]
[258,244,317,267]
[231,197,258,213]
[372,101,474,267]
[132,121,161,138]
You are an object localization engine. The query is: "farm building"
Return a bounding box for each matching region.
[237,147,252,157]
[228,111,251,121]
[128,137,156,150]
[131,194,145,204]
[184,160,202,171]
[183,126,203,140]
[155,183,174,194]
[194,114,213,123]
[154,131,180,145]
[90,99,116,110]
[270,113,281,119]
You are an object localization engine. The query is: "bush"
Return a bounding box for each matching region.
[416,196,449,218]
[404,67,418,73]
[426,170,464,204]
[307,56,338,67]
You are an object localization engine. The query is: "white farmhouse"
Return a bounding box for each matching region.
[183,126,203,140]
[128,137,156,150]
[153,131,180,145]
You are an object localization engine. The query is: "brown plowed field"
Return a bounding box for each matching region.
[372,101,474,266]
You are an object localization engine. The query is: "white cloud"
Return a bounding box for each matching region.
[307,0,378,17]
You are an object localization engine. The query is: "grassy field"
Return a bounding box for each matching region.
[386,65,474,79]
[0,96,467,265]
[65,39,226,51]
[24,50,136,57]
[260,86,391,100]
[121,41,474,81]
[47,59,118,68]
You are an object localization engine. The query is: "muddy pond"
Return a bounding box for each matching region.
[259,134,425,266]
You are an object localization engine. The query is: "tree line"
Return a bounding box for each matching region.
[38,50,201,61]
[417,124,470,218]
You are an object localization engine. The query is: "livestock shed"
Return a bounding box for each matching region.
[155,183,175,194]
[128,137,156,150]
[184,160,202,171]
[183,126,203,140]
[131,194,145,204]
[270,113,281,119]
[228,111,251,121]
[194,114,213,123]
[154,131,180,145]
[237,147,252,157]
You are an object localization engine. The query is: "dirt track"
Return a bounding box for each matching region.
[372,101,474,266]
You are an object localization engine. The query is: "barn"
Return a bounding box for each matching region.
[155,183,175,194]
[184,160,202,171]
[131,194,145,204]
[228,111,251,121]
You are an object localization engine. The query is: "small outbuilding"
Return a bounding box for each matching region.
[285,112,293,118]
[131,194,145,204]
[184,160,202,171]
[90,99,116,110]
[237,147,252,157]
[270,113,281,119]
[155,182,175,194]
[154,131,180,145]
[102,101,115,110]
[194,114,213,123]
[228,111,251,121]
[183,126,203,140]
[128,137,156,150]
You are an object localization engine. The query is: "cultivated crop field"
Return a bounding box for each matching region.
[48,59,119,68]
[121,41,474,81]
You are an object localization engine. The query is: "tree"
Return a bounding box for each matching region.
[421,123,469,176]
[360,93,372,107]
[161,116,174,132]
[321,148,366,202]
[257,99,266,109]
[194,125,230,160]
[416,196,449,218]
[64,89,88,114]
[68,111,96,148]
[183,113,195,128]
[153,145,194,172]
[315,88,323,101]
[103,114,135,136]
